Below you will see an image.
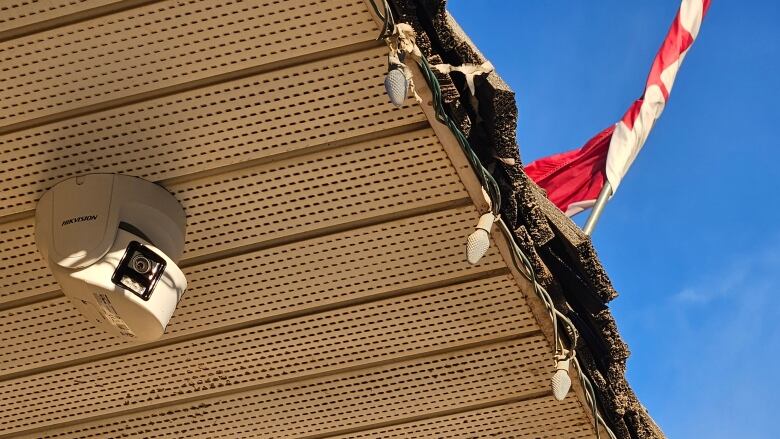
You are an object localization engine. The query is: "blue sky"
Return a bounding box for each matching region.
[448,1,779,437]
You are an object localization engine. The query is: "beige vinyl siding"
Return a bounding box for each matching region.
[0,1,598,437]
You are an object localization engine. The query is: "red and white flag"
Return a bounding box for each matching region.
[525,0,711,216]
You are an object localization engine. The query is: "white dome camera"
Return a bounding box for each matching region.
[35,174,187,341]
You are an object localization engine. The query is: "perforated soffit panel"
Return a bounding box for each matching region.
[0,1,597,437]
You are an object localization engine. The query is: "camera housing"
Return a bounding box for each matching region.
[35,174,188,341]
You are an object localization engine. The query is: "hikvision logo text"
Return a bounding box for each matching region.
[61,215,97,226]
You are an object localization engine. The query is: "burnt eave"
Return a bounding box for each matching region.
[389,1,665,438]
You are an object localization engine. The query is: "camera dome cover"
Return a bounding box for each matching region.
[35,174,186,269]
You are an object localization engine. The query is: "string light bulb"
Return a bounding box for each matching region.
[551,356,572,401]
[466,212,496,264]
[384,53,409,107]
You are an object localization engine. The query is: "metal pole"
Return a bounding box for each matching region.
[582,181,612,236]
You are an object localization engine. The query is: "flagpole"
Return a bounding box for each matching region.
[582,181,612,236]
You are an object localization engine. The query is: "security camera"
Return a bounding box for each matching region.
[35,174,187,341]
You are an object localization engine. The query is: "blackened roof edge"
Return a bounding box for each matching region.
[388,1,666,438]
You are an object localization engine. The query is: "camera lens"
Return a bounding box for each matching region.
[130,254,152,274]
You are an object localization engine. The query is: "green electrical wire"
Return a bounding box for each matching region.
[367,1,617,437]
[413,55,502,216]
[418,47,616,436]
[414,31,615,437]
[371,0,395,40]
[368,0,501,215]
[499,217,617,439]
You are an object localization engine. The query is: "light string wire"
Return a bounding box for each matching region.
[370,0,617,439]
[419,47,616,437]
[421,45,615,437]
[369,1,616,437]
[498,219,617,439]
[415,55,502,217]
[373,0,501,216]
[370,0,396,40]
